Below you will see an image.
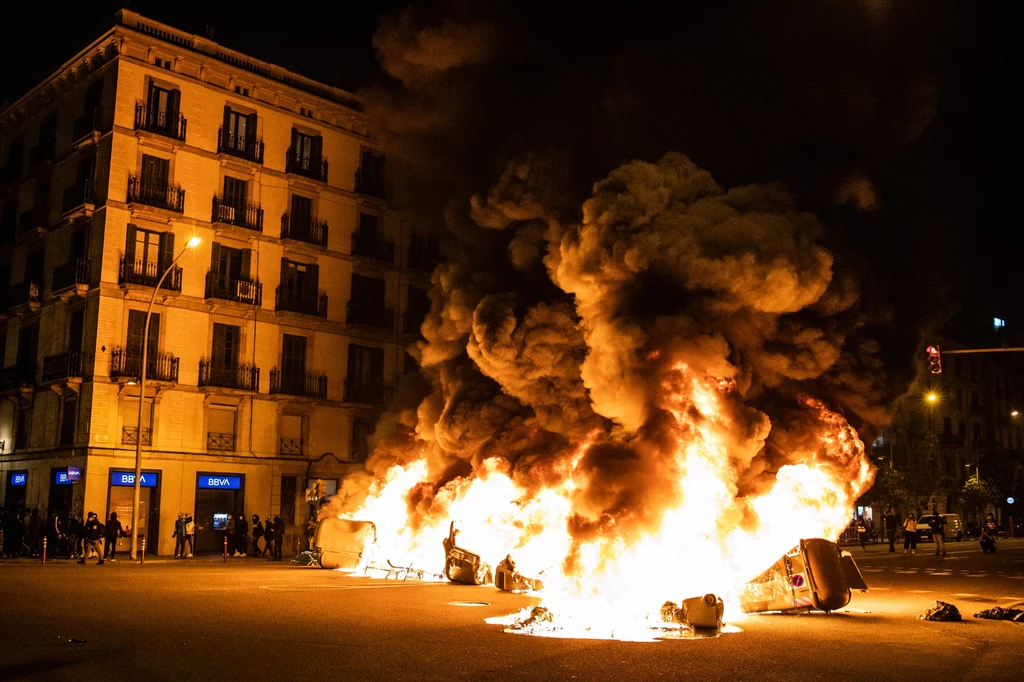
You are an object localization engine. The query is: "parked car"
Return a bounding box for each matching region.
[916,514,964,542]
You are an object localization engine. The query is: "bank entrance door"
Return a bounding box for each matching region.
[194,473,245,553]
[5,471,28,509]
[48,469,75,515]
[107,470,161,555]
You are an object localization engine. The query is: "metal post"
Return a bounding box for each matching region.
[42,536,47,566]
[129,238,199,561]
[141,536,146,565]
[223,535,228,563]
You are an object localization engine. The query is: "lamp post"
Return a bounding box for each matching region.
[130,235,200,561]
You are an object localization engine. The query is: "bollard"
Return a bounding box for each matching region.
[42,536,47,566]
[141,537,146,565]
[223,536,228,563]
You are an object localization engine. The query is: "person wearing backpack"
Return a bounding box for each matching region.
[78,512,105,565]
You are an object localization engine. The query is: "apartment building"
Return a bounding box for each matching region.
[0,10,438,555]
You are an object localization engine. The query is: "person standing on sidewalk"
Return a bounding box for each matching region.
[28,509,41,557]
[272,515,284,561]
[232,513,249,557]
[78,512,105,565]
[856,516,868,550]
[184,513,195,557]
[264,514,276,560]
[980,513,998,553]
[884,511,899,553]
[902,513,918,554]
[928,509,947,557]
[251,515,264,557]
[103,512,128,561]
[172,513,188,559]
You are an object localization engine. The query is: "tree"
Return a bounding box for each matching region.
[958,476,996,523]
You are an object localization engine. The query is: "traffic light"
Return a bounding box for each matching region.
[926,345,942,374]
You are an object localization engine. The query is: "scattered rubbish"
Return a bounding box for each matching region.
[291,550,320,567]
[442,522,492,585]
[739,538,868,614]
[661,594,724,629]
[973,606,1024,622]
[314,518,376,570]
[495,554,542,592]
[920,601,962,622]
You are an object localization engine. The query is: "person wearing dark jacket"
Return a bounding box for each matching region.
[104,512,128,560]
[232,514,249,557]
[251,515,265,557]
[28,509,42,557]
[264,514,276,560]
[68,513,85,559]
[884,511,899,553]
[78,512,105,565]
[272,515,285,561]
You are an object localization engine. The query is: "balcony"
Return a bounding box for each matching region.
[211,195,262,232]
[347,301,394,330]
[9,280,42,314]
[217,127,264,164]
[351,230,394,263]
[205,272,263,306]
[275,287,327,317]
[269,368,327,398]
[407,234,442,271]
[280,214,328,247]
[121,426,152,446]
[72,107,103,146]
[18,207,48,238]
[119,258,182,291]
[285,148,328,183]
[207,432,235,451]
[109,348,180,383]
[198,359,260,391]
[279,437,302,456]
[41,350,84,383]
[51,258,90,299]
[343,379,387,405]
[61,179,96,216]
[134,102,187,141]
[127,175,185,212]
[28,139,55,168]
[354,170,388,200]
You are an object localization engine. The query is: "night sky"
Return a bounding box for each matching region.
[1,1,1016,390]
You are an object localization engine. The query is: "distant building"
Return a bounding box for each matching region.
[0,10,437,555]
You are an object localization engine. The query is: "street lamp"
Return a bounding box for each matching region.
[130,235,201,560]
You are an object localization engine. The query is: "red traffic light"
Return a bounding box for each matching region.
[926,345,942,374]
[926,345,940,356]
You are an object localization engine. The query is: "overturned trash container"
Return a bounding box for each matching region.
[494,554,543,592]
[315,518,376,570]
[739,538,868,614]
[442,522,492,585]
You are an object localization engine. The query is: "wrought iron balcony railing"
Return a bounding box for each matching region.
[280,214,328,247]
[122,426,152,446]
[285,148,328,182]
[42,350,84,383]
[204,272,262,305]
[110,348,180,382]
[1,364,36,391]
[217,127,264,164]
[343,379,387,405]
[127,175,185,212]
[52,258,91,293]
[134,102,187,141]
[211,195,263,231]
[269,368,327,398]
[207,432,235,451]
[347,301,394,330]
[10,280,42,308]
[119,258,182,291]
[351,231,394,262]
[198,359,260,391]
[275,287,327,317]
[61,179,95,214]
[279,437,302,456]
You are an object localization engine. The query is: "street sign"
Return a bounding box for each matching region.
[67,466,81,481]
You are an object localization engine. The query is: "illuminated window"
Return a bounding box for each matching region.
[994,317,1006,329]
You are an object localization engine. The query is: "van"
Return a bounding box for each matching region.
[916,514,964,542]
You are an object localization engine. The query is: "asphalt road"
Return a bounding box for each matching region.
[1,540,1022,682]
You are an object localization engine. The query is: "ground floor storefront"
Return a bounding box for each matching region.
[0,450,313,557]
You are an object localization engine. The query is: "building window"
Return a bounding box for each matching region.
[15,405,32,450]
[291,194,312,229]
[122,398,153,446]
[127,310,161,363]
[994,317,1006,330]
[955,388,963,411]
[971,391,980,412]
[958,420,966,446]
[346,344,384,403]
[60,397,78,446]
[223,176,248,209]
[212,323,240,372]
[146,83,180,128]
[282,335,307,378]
[405,286,430,334]
[279,413,303,456]
[942,417,952,439]
[207,406,236,451]
[280,476,297,525]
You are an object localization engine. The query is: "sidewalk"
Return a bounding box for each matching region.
[0,553,298,566]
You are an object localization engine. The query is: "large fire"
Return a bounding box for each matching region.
[338,361,874,638]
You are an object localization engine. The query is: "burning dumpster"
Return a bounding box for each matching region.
[494,554,543,592]
[442,522,493,585]
[315,518,376,570]
[739,538,868,614]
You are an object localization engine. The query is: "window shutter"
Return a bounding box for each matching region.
[280,257,290,291]
[168,89,181,122]
[147,313,161,359]
[125,224,137,264]
[290,128,299,157]
[210,242,222,277]
[146,81,158,114]
[370,347,384,386]
[158,231,175,273]
[222,105,231,138]
[240,249,252,281]
[311,135,323,162]
[306,263,319,299]
[246,112,258,148]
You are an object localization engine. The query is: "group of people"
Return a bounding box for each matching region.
[879,509,1001,555]
[0,506,129,562]
[227,513,284,560]
[171,512,196,558]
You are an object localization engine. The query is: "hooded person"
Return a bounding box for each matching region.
[251,514,264,557]
[233,513,249,557]
[172,513,188,559]
[104,512,128,560]
[78,512,105,565]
